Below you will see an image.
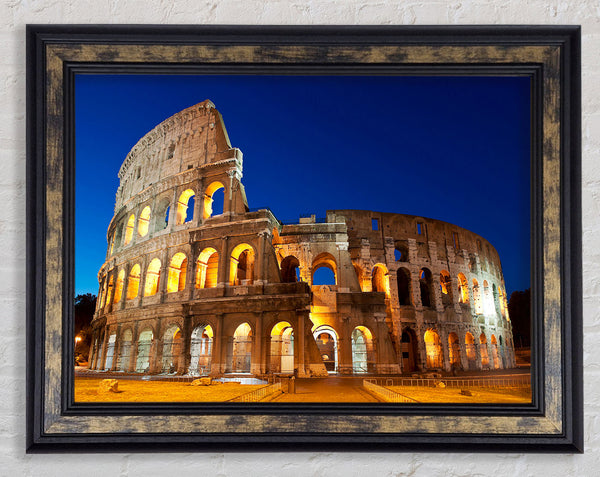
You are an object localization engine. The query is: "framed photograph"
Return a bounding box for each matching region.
[26,25,582,452]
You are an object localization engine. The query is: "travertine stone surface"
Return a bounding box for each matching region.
[2,0,598,475]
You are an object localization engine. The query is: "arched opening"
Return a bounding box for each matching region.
[161,325,182,373]
[270,321,294,374]
[104,333,117,370]
[480,333,490,367]
[351,326,374,374]
[117,328,133,372]
[483,280,491,314]
[104,274,114,311]
[424,329,442,369]
[135,328,153,373]
[124,213,135,245]
[113,269,125,304]
[280,255,300,283]
[226,322,253,373]
[371,264,389,296]
[313,326,338,373]
[126,264,141,300]
[138,206,151,237]
[143,258,161,296]
[401,328,418,372]
[167,252,187,293]
[491,334,501,369]
[175,189,195,225]
[203,181,225,219]
[394,242,409,262]
[311,253,337,286]
[188,325,213,376]
[440,270,453,306]
[465,332,477,370]
[472,279,483,314]
[154,197,170,231]
[397,268,412,305]
[448,332,461,368]
[230,243,255,286]
[457,273,469,303]
[196,247,219,289]
[492,284,501,314]
[419,268,433,308]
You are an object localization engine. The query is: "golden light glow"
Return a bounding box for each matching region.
[138,206,151,237]
[126,264,141,300]
[480,333,490,366]
[113,269,125,303]
[424,329,442,368]
[229,243,255,285]
[104,275,114,311]
[371,264,390,297]
[124,213,135,245]
[203,181,225,219]
[144,258,161,296]
[196,247,218,288]
[457,273,469,303]
[176,189,195,225]
[167,252,187,293]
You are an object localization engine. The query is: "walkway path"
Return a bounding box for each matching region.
[270,376,381,403]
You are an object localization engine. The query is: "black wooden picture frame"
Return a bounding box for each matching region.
[26,25,582,452]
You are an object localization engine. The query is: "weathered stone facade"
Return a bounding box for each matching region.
[89,100,515,378]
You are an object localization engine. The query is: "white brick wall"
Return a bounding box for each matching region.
[1,1,597,475]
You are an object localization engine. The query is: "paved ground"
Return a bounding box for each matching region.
[270,376,381,402]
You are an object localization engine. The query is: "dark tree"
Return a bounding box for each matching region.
[507,288,530,348]
[74,293,96,363]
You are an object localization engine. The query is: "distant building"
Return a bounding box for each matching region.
[89,100,515,377]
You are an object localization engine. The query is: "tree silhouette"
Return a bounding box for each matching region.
[507,288,530,348]
[74,293,96,363]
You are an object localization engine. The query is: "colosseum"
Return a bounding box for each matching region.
[88,99,516,378]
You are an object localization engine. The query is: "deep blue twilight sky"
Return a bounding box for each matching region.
[75,75,530,297]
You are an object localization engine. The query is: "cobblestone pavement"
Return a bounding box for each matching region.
[270,376,381,402]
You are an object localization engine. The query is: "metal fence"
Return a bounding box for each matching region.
[363,380,419,403]
[364,375,530,389]
[230,382,282,403]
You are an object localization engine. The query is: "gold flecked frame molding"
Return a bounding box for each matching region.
[28,26,581,451]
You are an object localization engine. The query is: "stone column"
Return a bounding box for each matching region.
[210,314,224,376]
[255,231,267,285]
[296,311,307,377]
[338,316,352,374]
[159,248,169,303]
[218,236,229,287]
[252,313,263,375]
[179,314,192,374]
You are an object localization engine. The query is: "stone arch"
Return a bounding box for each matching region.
[465,332,477,370]
[472,279,483,314]
[448,332,460,368]
[351,326,374,374]
[230,243,255,285]
[144,258,161,296]
[114,269,125,304]
[312,252,337,286]
[397,267,412,306]
[371,264,389,296]
[124,213,135,245]
[401,328,418,372]
[138,205,151,237]
[104,332,117,370]
[419,268,434,308]
[196,247,219,289]
[480,333,490,367]
[175,188,195,225]
[394,242,409,262]
[491,334,501,369]
[135,328,154,373]
[280,255,300,283]
[457,273,469,303]
[189,324,213,375]
[203,181,225,219]
[270,321,294,374]
[154,196,170,232]
[167,252,188,293]
[313,325,338,373]
[439,270,453,306]
[126,263,141,300]
[424,329,442,369]
[161,325,182,373]
[117,328,133,372]
[226,322,253,373]
[104,274,114,311]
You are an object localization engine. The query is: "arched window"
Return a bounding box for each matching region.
[227,322,252,373]
[124,213,135,245]
[189,325,213,375]
[138,206,151,237]
[394,243,409,262]
[117,328,133,372]
[439,270,453,305]
[113,269,125,303]
[457,273,469,303]
[203,181,225,219]
[465,332,477,370]
[230,243,255,285]
[400,328,418,372]
[491,334,501,369]
[154,197,170,231]
[419,268,433,308]
[424,329,442,368]
[270,321,294,374]
[280,256,300,283]
[351,326,374,374]
[161,325,182,373]
[167,252,187,293]
[472,279,483,314]
[311,252,337,286]
[196,247,219,289]
[480,333,489,367]
[126,264,141,300]
[104,333,117,370]
[104,274,114,311]
[448,332,460,367]
[397,268,412,305]
[313,325,338,373]
[144,258,161,296]
[371,264,389,296]
[135,328,153,373]
[176,189,195,225]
